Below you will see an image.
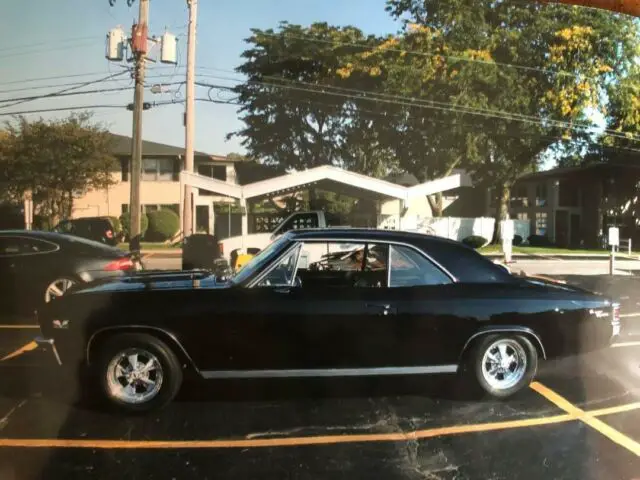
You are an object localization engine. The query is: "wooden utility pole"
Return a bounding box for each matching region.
[129,0,149,258]
[182,0,198,238]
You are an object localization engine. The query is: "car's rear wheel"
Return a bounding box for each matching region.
[95,333,183,413]
[470,334,538,398]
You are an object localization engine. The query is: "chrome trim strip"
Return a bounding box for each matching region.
[200,364,458,379]
[85,325,198,370]
[461,327,547,360]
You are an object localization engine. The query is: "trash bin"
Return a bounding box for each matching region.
[182,234,230,278]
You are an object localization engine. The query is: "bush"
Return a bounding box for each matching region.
[528,234,552,247]
[513,234,523,246]
[462,235,488,249]
[108,216,122,234]
[145,209,180,241]
[119,212,148,240]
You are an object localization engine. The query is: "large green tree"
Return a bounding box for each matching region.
[1,113,117,227]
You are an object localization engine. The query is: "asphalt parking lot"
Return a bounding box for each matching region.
[0,260,639,479]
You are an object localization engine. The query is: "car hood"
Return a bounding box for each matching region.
[71,270,230,295]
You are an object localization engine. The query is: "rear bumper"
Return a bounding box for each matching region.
[34,337,62,366]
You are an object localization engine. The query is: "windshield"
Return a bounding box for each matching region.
[231,234,292,285]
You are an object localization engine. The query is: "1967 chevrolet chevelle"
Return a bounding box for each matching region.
[36,229,621,413]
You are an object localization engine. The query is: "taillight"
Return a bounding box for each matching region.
[105,230,114,239]
[104,257,134,271]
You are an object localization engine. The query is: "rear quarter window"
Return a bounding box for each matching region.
[422,241,512,283]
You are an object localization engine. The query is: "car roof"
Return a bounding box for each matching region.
[288,228,468,248]
[0,229,124,252]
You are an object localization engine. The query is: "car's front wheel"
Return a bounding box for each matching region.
[470,334,538,398]
[95,333,183,413]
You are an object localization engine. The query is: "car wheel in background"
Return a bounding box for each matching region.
[95,333,183,413]
[44,277,77,303]
[469,334,538,398]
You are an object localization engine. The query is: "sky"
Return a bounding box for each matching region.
[1,0,398,156]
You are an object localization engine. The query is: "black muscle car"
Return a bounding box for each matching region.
[35,228,621,413]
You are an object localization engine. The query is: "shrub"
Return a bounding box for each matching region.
[462,235,488,249]
[108,216,122,234]
[145,209,180,242]
[528,234,552,247]
[119,212,148,240]
[513,234,523,246]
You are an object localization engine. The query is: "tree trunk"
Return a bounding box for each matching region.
[427,193,443,217]
[492,183,511,244]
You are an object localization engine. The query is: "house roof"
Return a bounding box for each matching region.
[517,162,640,182]
[181,165,472,201]
[108,133,231,161]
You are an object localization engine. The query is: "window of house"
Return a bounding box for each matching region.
[144,205,159,213]
[535,184,548,207]
[121,158,129,182]
[142,158,174,181]
[121,204,129,214]
[510,186,528,208]
[198,164,227,181]
[536,212,548,235]
[514,212,528,221]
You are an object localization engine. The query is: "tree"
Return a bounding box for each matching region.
[229,22,397,178]
[383,0,639,239]
[1,113,117,227]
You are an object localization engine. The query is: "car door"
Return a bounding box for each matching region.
[386,244,477,367]
[0,237,21,323]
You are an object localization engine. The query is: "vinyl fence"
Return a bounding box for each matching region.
[377,215,530,244]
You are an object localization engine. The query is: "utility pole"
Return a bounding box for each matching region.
[129,0,149,258]
[182,0,198,238]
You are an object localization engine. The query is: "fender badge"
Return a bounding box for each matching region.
[52,319,69,329]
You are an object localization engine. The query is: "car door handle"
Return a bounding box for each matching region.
[366,303,397,316]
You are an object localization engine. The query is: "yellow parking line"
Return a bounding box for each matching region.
[0,414,574,449]
[143,252,155,259]
[588,402,640,417]
[0,341,38,362]
[531,382,640,456]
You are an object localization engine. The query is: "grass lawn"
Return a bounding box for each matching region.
[479,244,637,256]
[117,242,182,250]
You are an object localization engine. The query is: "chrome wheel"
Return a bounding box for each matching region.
[481,339,527,391]
[44,278,76,303]
[106,348,164,404]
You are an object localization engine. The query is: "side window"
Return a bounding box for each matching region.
[389,245,451,287]
[256,245,301,287]
[0,237,58,256]
[295,241,389,288]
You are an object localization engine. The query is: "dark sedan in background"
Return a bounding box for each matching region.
[36,229,620,413]
[0,230,141,324]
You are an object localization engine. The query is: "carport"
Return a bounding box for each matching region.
[180,165,471,242]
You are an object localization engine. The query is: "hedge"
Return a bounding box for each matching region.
[462,235,488,249]
[145,209,180,241]
[119,212,149,240]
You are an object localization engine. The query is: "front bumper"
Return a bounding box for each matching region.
[34,336,62,366]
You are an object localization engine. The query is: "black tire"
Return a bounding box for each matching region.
[468,334,538,398]
[95,333,183,413]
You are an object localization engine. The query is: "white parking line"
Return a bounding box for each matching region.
[0,325,39,329]
[611,341,640,348]
[620,312,640,318]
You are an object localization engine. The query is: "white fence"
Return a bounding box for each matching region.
[377,215,530,244]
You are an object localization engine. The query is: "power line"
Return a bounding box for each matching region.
[0,71,118,87]
[0,105,127,117]
[196,73,640,144]
[257,31,580,79]
[0,40,103,61]
[0,71,131,109]
[0,35,99,53]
